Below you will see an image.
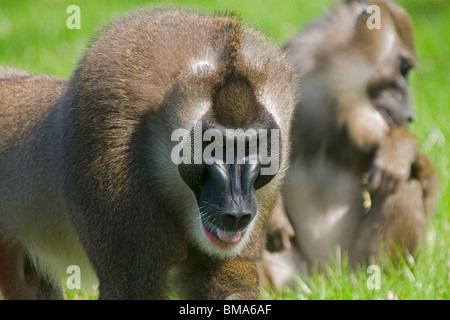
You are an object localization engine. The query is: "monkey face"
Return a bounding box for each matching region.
[161,50,294,258]
[85,12,296,260]
[285,0,419,151]
[367,54,416,127]
[356,0,418,128]
[177,115,281,255]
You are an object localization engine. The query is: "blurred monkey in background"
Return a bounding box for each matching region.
[260,0,439,290]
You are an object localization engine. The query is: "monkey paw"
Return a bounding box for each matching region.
[368,127,418,194]
[368,161,410,195]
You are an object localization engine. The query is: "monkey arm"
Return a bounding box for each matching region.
[368,127,419,194]
[265,194,294,253]
[368,126,439,218]
[176,249,260,300]
[208,258,260,300]
[177,219,268,299]
[353,179,426,263]
[353,128,439,263]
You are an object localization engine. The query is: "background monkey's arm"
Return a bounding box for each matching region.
[368,126,439,215]
[369,127,420,194]
[354,127,439,261]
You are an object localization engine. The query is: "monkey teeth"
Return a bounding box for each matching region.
[201,224,244,249]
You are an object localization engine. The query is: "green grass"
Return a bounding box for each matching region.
[0,0,449,300]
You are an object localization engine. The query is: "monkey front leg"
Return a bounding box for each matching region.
[265,194,294,253]
[0,240,63,299]
[178,250,260,300]
[215,258,260,300]
[0,241,34,299]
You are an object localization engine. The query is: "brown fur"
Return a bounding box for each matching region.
[261,0,439,289]
[0,7,295,299]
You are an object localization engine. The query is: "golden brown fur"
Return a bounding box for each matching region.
[0,7,295,299]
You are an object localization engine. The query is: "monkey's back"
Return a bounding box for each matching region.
[0,69,98,285]
[0,69,65,153]
[0,69,69,238]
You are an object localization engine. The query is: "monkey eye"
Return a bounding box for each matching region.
[400,59,412,78]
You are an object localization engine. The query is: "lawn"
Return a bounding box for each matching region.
[0,0,448,300]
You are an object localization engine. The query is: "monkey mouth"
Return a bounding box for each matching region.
[201,222,246,249]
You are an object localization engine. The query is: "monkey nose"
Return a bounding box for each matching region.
[407,114,416,123]
[221,210,253,232]
[406,110,417,123]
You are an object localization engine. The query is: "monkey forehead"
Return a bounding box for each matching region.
[77,7,294,135]
[240,48,295,128]
[191,28,295,129]
[365,0,416,53]
[180,63,294,132]
[376,28,396,65]
[188,46,219,75]
[189,60,216,75]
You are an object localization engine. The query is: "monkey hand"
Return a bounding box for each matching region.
[265,195,294,252]
[368,127,419,195]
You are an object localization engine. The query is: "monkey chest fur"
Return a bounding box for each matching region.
[283,156,364,262]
